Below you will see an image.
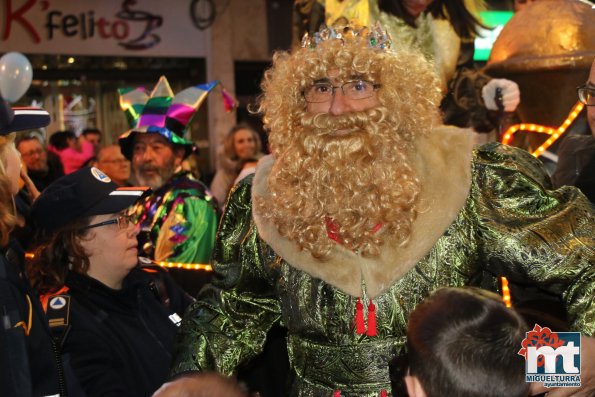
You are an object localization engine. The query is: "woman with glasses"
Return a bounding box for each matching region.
[27,166,193,397]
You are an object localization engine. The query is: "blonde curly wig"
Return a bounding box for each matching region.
[255,32,442,259]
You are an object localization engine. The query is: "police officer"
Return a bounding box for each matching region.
[0,96,63,396]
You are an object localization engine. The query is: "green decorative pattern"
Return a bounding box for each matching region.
[172,144,594,396]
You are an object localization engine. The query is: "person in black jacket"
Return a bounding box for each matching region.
[0,95,63,396]
[28,166,193,397]
[551,58,595,203]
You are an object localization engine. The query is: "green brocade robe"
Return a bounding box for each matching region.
[171,127,594,396]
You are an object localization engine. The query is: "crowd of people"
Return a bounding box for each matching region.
[0,2,594,397]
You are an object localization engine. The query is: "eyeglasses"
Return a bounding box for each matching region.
[82,214,135,231]
[577,85,595,106]
[303,80,380,103]
[20,148,45,158]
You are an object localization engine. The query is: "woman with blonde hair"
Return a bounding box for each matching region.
[210,124,262,206]
[0,96,62,396]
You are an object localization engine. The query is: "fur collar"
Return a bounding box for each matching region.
[252,126,474,298]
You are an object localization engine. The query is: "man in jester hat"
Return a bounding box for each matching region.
[155,26,595,397]
[118,76,218,291]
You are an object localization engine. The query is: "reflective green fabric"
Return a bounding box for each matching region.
[288,334,406,392]
[171,143,594,396]
[130,171,218,264]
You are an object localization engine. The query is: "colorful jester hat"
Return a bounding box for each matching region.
[118,76,218,160]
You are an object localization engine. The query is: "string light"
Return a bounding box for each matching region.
[531,102,584,157]
[501,102,585,157]
[154,261,213,271]
[25,252,212,272]
[500,276,512,308]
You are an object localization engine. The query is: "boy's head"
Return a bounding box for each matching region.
[405,287,529,397]
[82,127,102,148]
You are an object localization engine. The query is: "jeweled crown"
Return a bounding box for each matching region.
[300,23,392,51]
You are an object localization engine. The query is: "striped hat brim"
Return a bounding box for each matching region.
[0,107,50,135]
[89,186,151,216]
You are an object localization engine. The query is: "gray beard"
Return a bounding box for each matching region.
[134,165,175,191]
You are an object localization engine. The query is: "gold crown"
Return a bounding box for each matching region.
[300,23,392,51]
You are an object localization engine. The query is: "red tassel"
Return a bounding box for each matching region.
[326,218,341,243]
[355,298,365,334]
[334,390,341,397]
[380,389,387,397]
[366,300,377,337]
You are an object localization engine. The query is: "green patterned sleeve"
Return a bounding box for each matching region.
[170,176,282,377]
[472,143,595,335]
[170,196,218,265]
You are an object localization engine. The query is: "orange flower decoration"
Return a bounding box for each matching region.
[518,324,566,368]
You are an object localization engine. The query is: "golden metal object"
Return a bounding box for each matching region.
[484,0,595,130]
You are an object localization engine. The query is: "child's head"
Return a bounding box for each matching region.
[405,287,529,397]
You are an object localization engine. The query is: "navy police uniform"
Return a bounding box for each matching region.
[46,264,192,397]
[0,241,61,397]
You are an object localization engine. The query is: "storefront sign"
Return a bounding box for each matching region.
[0,0,208,57]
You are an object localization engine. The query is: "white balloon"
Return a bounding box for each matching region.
[0,52,33,103]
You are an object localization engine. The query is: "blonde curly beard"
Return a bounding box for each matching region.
[257,106,421,259]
